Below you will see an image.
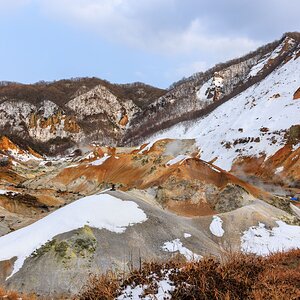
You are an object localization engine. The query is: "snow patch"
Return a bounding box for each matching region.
[65,164,79,169]
[39,100,59,118]
[209,216,224,237]
[166,155,190,166]
[0,189,19,196]
[292,143,300,151]
[90,154,110,166]
[79,151,95,161]
[275,166,284,174]
[241,221,300,256]
[138,141,156,154]
[8,149,42,162]
[117,270,174,300]
[184,233,192,238]
[197,79,214,103]
[162,239,202,261]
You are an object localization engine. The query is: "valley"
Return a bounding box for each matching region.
[0,32,299,298]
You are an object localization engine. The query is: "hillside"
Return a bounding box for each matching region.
[0,32,299,298]
[123,32,300,145]
[0,136,299,296]
[0,79,165,154]
[143,34,300,190]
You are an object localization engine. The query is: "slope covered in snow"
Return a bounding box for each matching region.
[0,193,147,278]
[241,221,300,255]
[147,47,300,170]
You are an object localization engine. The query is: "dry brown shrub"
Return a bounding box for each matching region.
[75,272,119,300]
[2,250,299,299]
[77,250,300,300]
[0,288,38,300]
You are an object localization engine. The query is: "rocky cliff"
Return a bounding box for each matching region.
[0,79,165,154]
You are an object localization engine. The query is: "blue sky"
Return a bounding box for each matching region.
[0,0,299,88]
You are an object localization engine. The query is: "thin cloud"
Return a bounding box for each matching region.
[0,0,30,12]
[35,0,298,83]
[38,1,260,60]
[175,61,208,78]
[1,0,299,86]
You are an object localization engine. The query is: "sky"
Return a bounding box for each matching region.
[0,0,299,88]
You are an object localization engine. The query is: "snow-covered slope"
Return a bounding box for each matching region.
[124,34,299,145]
[147,45,300,171]
[241,221,300,255]
[0,193,147,278]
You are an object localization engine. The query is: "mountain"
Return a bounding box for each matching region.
[0,79,165,154]
[0,32,299,298]
[124,32,300,144]
[0,32,299,156]
[143,34,300,187]
[0,137,298,296]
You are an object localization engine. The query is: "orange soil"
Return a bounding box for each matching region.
[231,144,300,184]
[294,87,300,100]
[55,149,270,205]
[0,169,25,185]
[166,199,216,217]
[35,193,64,207]
[0,136,23,153]
[119,114,129,126]
[28,147,43,159]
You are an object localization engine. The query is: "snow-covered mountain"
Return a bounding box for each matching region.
[146,37,300,177]
[0,32,300,298]
[124,33,300,145]
[1,33,299,156]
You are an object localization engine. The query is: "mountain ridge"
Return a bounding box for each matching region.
[0,32,299,156]
[0,34,299,297]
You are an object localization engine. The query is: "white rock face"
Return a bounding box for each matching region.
[29,100,83,142]
[248,37,296,78]
[67,84,139,125]
[0,98,83,142]
[28,118,83,143]
[38,100,59,118]
[199,37,296,100]
[196,54,264,104]
[67,85,120,119]
[197,73,225,103]
[0,100,35,133]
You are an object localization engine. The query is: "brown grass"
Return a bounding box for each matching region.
[0,287,38,300]
[76,249,300,300]
[1,250,299,299]
[76,272,120,300]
